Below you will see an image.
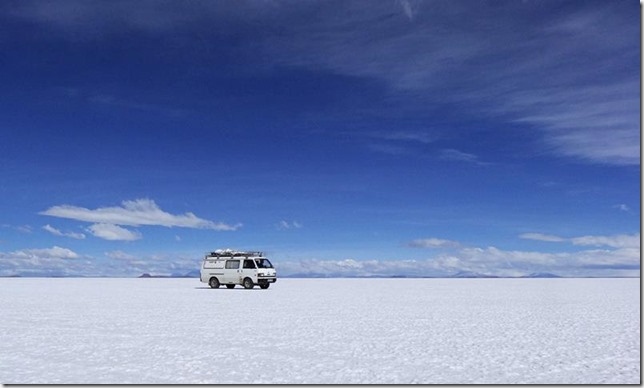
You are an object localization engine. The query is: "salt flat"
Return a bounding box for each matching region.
[0,277,639,384]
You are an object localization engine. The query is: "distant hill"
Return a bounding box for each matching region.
[178,269,200,278]
[281,273,336,278]
[450,271,499,278]
[520,272,561,278]
[280,272,562,279]
[138,270,199,278]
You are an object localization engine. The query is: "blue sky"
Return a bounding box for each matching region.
[0,0,639,277]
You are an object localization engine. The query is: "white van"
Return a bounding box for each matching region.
[200,249,277,289]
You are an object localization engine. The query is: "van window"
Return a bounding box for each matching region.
[255,259,274,269]
[203,260,218,269]
[225,260,240,269]
[243,260,256,269]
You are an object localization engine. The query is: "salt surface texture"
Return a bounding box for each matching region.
[0,278,639,384]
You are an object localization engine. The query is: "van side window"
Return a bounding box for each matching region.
[225,260,240,269]
[243,260,256,269]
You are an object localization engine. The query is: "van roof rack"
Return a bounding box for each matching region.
[205,249,263,258]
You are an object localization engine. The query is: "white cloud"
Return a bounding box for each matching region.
[0,246,102,277]
[367,130,436,144]
[40,198,241,231]
[105,250,137,261]
[439,149,490,166]
[398,0,418,21]
[277,220,303,230]
[571,234,640,249]
[520,232,639,249]
[43,224,86,239]
[8,246,80,260]
[614,204,630,212]
[17,225,33,233]
[87,223,142,241]
[408,238,461,249]
[440,149,477,162]
[1,224,33,233]
[519,233,566,242]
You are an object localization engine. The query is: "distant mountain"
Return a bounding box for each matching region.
[521,272,561,278]
[449,271,499,278]
[180,270,200,278]
[281,273,334,278]
[138,270,200,278]
[3,272,78,278]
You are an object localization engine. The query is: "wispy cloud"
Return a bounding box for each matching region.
[408,238,461,249]
[439,149,490,165]
[8,246,80,260]
[1,224,33,233]
[105,250,137,261]
[520,232,640,249]
[366,130,436,144]
[506,82,639,165]
[397,0,420,22]
[40,198,241,231]
[43,224,86,239]
[87,223,142,241]
[358,130,436,156]
[519,233,566,243]
[277,220,303,230]
[8,2,636,165]
[614,204,630,212]
[570,234,640,249]
[259,3,638,166]
[366,143,411,156]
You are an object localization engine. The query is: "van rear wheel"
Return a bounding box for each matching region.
[243,277,254,289]
[209,277,220,289]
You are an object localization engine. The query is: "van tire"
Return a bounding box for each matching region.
[209,277,220,289]
[243,277,254,289]
[226,284,235,289]
[259,283,270,289]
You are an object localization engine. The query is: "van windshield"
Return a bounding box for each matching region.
[255,259,273,268]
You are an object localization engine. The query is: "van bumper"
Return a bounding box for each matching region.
[258,278,277,284]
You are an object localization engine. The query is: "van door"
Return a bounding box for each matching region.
[223,260,241,284]
[241,259,257,283]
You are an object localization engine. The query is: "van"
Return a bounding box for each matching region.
[200,249,277,289]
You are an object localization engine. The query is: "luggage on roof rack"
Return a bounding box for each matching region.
[205,249,263,258]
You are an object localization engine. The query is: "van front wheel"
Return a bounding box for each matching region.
[209,277,220,289]
[243,278,254,289]
[259,283,270,289]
